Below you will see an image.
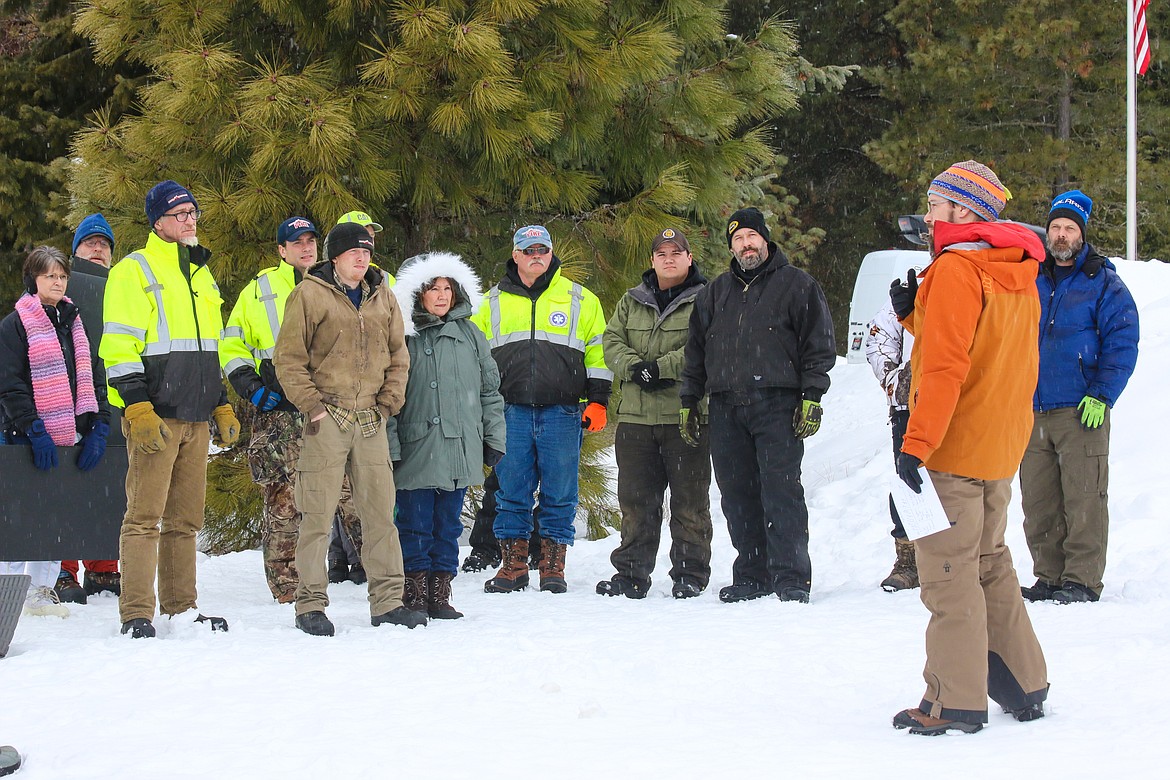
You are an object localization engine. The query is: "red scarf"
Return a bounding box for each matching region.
[14,293,99,445]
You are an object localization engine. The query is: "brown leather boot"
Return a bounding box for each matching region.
[484,538,530,593]
[403,571,428,612]
[538,537,568,593]
[881,538,920,592]
[428,572,464,619]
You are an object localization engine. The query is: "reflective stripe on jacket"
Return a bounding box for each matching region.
[471,262,611,407]
[220,260,298,410]
[101,232,227,421]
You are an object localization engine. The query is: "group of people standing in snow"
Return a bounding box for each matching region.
[1,158,1139,736]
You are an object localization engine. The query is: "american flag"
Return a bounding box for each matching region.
[1135,0,1151,75]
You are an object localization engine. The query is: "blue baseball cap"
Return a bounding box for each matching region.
[277,216,317,244]
[513,225,552,251]
[72,213,115,255]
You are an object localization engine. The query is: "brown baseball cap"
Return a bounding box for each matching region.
[651,227,690,254]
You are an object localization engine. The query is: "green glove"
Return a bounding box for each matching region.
[793,399,823,439]
[679,404,702,448]
[1078,396,1107,429]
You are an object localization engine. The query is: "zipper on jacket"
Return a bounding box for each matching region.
[184,264,208,404]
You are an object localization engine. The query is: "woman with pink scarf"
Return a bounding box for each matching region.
[0,246,111,617]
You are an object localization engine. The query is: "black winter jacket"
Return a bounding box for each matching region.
[680,244,836,404]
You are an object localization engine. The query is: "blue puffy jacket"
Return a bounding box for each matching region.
[1034,244,1139,410]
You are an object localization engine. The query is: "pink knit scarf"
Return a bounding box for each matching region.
[15,293,98,445]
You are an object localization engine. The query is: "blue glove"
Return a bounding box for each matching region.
[27,419,58,471]
[77,420,110,471]
[896,452,923,494]
[250,385,282,412]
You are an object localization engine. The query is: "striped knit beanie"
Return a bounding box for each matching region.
[928,160,1010,222]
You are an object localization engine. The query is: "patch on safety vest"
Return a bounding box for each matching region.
[549,311,568,328]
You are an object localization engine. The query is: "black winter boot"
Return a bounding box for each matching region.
[461,548,501,573]
[718,581,770,603]
[1021,579,1060,602]
[327,559,349,584]
[371,606,428,628]
[120,618,155,639]
[295,610,335,636]
[595,575,647,599]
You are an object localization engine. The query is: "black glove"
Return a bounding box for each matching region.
[629,361,660,390]
[484,444,504,469]
[889,269,919,321]
[896,452,924,494]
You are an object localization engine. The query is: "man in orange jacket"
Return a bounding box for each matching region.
[889,160,1049,736]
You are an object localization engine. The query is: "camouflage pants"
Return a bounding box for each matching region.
[248,411,360,601]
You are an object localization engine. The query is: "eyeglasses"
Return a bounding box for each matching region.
[521,246,550,256]
[162,208,201,223]
[39,273,69,282]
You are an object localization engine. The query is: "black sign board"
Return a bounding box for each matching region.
[0,445,126,560]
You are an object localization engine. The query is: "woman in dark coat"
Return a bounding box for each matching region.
[0,246,111,617]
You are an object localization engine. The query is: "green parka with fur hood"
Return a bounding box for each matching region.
[387,252,506,491]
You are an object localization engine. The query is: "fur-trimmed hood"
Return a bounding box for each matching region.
[392,251,483,336]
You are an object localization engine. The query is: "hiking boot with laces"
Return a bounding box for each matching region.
[428,572,464,620]
[371,605,428,629]
[403,571,428,613]
[295,611,335,636]
[881,538,920,592]
[327,559,349,584]
[54,574,87,605]
[672,580,703,599]
[538,537,568,593]
[485,538,530,593]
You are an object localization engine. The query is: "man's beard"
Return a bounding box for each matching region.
[735,247,765,270]
[179,235,200,248]
[1047,236,1083,262]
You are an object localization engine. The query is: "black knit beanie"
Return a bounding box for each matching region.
[726,207,770,247]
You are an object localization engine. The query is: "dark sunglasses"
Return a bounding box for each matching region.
[521,246,551,256]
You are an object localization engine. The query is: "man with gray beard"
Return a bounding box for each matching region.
[1019,190,1139,605]
[680,207,835,604]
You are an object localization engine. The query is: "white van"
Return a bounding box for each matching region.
[845,216,930,364]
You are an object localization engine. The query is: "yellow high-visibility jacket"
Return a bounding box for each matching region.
[220,260,300,412]
[472,258,611,407]
[101,232,227,421]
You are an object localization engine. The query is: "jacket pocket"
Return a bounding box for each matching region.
[399,421,429,444]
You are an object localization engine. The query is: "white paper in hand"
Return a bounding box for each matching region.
[890,467,951,540]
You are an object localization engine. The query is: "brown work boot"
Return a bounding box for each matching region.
[881,538,920,592]
[893,708,982,735]
[484,538,530,593]
[538,537,568,593]
[428,572,464,619]
[403,571,428,612]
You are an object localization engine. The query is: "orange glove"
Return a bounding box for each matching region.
[581,402,607,432]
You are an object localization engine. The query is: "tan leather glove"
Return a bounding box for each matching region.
[211,404,241,447]
[123,401,171,454]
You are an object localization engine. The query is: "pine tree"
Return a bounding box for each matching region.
[865,0,1170,258]
[72,0,826,548]
[0,0,142,300]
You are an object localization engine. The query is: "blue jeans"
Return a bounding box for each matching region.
[494,404,582,545]
[395,487,467,574]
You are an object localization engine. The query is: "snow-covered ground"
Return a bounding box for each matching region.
[2,260,1167,778]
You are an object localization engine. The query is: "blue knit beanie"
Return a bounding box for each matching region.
[1048,190,1092,237]
[145,180,198,226]
[72,213,115,255]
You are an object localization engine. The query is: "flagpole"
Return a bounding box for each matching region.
[1127,0,1138,263]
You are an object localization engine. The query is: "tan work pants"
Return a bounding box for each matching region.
[914,471,1048,723]
[119,419,210,623]
[293,415,403,617]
